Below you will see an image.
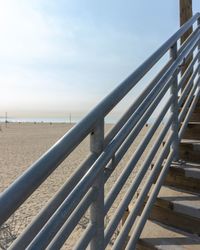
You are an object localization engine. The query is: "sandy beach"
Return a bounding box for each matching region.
[0,122,165,249]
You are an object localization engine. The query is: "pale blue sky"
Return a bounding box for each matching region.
[0,0,199,120]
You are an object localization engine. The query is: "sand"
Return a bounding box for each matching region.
[0,122,166,249]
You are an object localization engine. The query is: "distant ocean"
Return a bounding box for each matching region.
[0,116,118,124]
[0,115,168,125]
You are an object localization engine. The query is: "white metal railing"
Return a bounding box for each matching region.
[0,13,200,250]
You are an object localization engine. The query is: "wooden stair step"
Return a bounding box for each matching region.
[189,107,200,122]
[195,98,200,108]
[157,186,200,219]
[165,161,200,192]
[182,122,200,140]
[179,139,200,163]
[148,185,200,235]
[137,220,200,250]
[180,97,200,108]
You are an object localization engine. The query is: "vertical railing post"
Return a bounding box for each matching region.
[170,42,179,160]
[90,119,104,250]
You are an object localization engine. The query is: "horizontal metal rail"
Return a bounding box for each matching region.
[9,153,98,249]
[47,189,96,249]
[74,223,96,250]
[0,12,199,250]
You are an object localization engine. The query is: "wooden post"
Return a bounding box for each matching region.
[179,0,193,80]
[179,0,193,44]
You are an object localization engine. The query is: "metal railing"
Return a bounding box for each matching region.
[0,13,200,250]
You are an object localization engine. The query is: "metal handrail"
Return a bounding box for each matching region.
[0,12,200,250]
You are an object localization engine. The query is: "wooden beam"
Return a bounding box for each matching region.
[179,0,193,44]
[179,0,193,87]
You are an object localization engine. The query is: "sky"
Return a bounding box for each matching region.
[0,0,199,121]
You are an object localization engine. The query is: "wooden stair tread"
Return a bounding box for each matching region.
[177,167,200,179]
[165,162,200,192]
[182,122,200,140]
[138,220,200,250]
[179,140,200,163]
[156,186,200,219]
[183,122,200,125]
[170,162,200,179]
[171,161,200,169]
[140,183,200,234]
[181,139,200,145]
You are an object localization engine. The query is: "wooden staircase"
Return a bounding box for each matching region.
[137,99,200,249]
